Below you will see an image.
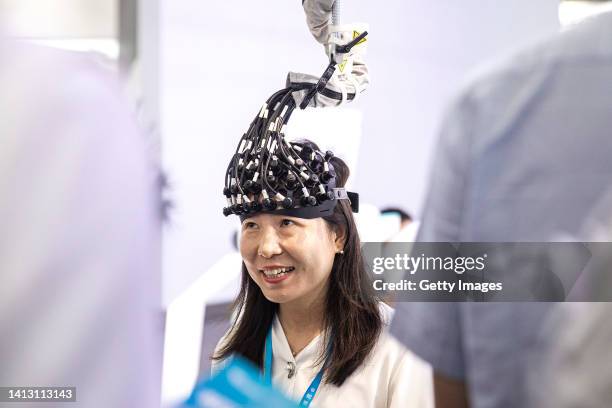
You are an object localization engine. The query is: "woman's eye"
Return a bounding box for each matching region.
[243,222,257,230]
[281,219,295,227]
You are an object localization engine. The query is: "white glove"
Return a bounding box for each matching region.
[302,0,335,45]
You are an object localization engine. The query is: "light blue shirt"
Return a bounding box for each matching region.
[391,12,612,408]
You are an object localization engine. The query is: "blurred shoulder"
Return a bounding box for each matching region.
[452,13,612,113]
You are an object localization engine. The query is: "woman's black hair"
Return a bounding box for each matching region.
[213,140,382,387]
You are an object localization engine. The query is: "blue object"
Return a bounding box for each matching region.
[184,357,298,408]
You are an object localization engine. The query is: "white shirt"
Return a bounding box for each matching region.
[213,303,433,408]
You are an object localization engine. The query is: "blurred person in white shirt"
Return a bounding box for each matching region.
[0,38,162,407]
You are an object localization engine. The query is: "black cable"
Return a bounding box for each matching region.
[222,45,365,217]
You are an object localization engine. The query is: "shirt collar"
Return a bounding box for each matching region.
[272,314,325,366]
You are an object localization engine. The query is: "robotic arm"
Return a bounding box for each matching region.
[290,0,369,108]
[302,0,336,45]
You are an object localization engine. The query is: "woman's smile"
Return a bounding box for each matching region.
[260,265,296,284]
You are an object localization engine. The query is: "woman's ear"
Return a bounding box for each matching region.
[333,224,347,253]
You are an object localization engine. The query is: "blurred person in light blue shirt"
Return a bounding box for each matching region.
[390,9,612,408]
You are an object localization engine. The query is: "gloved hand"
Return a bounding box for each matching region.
[302,0,335,45]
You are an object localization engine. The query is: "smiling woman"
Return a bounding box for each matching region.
[212,139,433,407]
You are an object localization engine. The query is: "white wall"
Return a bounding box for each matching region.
[0,0,116,37]
[160,0,560,305]
[353,0,560,214]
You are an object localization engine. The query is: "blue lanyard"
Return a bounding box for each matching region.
[264,326,326,407]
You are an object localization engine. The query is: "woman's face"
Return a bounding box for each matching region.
[240,213,342,306]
